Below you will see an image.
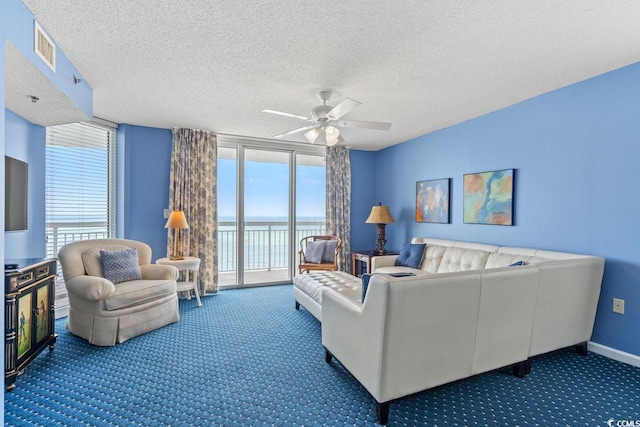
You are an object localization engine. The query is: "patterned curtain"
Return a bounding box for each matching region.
[168,129,218,294]
[326,146,351,273]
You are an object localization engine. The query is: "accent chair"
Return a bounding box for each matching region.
[58,238,179,346]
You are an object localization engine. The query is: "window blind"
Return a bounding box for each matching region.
[45,122,116,314]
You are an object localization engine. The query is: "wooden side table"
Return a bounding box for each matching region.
[351,250,399,277]
[156,257,202,307]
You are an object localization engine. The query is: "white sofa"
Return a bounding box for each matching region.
[293,237,605,424]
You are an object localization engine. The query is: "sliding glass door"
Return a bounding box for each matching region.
[243,149,290,285]
[217,138,325,288]
[217,147,238,287]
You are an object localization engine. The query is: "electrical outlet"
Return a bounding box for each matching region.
[613,298,625,314]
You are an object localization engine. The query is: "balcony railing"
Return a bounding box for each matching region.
[218,220,325,272]
[45,219,326,274]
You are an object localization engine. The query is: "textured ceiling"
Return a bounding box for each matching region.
[5,41,89,127]
[16,0,640,151]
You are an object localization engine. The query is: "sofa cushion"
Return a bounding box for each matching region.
[395,243,427,269]
[100,248,143,284]
[104,278,177,311]
[82,245,131,277]
[294,270,361,307]
[305,241,326,264]
[421,244,447,273]
[437,247,491,273]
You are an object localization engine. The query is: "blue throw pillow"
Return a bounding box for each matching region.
[509,260,525,266]
[361,273,373,302]
[304,240,326,264]
[100,248,142,284]
[322,240,339,263]
[395,243,427,269]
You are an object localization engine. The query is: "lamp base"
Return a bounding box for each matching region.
[373,224,388,255]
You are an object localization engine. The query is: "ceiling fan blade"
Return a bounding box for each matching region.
[273,124,318,139]
[326,98,361,120]
[262,109,311,121]
[335,120,392,131]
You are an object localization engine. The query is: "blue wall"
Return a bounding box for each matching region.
[349,150,378,251]
[0,0,92,117]
[350,61,640,357]
[4,109,45,259]
[119,124,172,261]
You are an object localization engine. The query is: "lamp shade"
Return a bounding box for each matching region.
[365,203,395,224]
[164,210,189,229]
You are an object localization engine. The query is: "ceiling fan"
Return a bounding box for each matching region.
[263,91,391,146]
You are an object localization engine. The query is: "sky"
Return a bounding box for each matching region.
[217,158,325,220]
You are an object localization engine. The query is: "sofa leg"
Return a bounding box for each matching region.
[295,301,300,310]
[376,401,390,425]
[324,348,333,364]
[512,361,526,378]
[576,342,588,356]
[525,358,532,375]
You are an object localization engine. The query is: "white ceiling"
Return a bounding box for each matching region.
[14,0,640,151]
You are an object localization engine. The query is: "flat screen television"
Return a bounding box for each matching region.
[5,156,29,232]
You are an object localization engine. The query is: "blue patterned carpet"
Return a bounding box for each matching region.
[4,284,640,426]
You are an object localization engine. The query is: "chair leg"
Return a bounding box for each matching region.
[576,342,588,356]
[512,361,526,378]
[295,301,300,310]
[376,401,390,425]
[324,348,333,363]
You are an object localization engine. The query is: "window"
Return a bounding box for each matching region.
[216,136,326,287]
[45,122,116,316]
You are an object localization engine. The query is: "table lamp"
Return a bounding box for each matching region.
[365,203,395,255]
[165,210,189,260]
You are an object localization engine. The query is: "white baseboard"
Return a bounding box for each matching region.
[588,341,640,368]
[55,305,69,320]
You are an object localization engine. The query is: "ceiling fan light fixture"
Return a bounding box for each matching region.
[325,125,339,138]
[325,126,340,146]
[304,128,320,144]
[325,138,339,146]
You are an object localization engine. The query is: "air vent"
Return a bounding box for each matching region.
[34,21,56,72]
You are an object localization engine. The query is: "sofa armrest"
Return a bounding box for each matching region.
[65,275,116,301]
[141,264,179,281]
[322,279,390,400]
[371,255,398,272]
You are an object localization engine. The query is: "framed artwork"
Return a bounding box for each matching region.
[36,285,49,343]
[17,292,32,359]
[463,168,514,225]
[416,178,450,223]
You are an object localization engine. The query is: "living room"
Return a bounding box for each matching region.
[2,1,640,425]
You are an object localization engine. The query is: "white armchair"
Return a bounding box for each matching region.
[58,239,180,346]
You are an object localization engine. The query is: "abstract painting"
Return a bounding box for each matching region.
[463,169,514,225]
[416,178,450,223]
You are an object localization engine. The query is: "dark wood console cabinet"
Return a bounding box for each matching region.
[5,258,57,391]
